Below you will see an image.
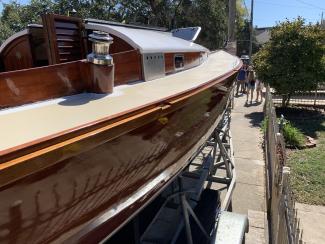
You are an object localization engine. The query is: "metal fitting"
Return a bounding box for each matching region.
[87,31,114,65]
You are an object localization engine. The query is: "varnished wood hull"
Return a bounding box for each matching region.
[0,71,237,243]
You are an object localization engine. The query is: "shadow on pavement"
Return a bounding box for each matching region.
[244,101,263,107]
[244,111,264,127]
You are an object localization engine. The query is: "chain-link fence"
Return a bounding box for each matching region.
[264,86,303,244]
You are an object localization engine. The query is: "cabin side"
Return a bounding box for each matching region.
[0,14,208,108]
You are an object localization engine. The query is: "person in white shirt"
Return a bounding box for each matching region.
[255,78,264,102]
[246,66,256,103]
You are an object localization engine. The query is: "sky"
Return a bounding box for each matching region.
[244,0,325,27]
[0,0,324,28]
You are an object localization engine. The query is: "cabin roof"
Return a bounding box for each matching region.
[85,21,208,54]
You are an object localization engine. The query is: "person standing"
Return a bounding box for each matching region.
[236,64,247,96]
[246,66,256,103]
[255,78,264,102]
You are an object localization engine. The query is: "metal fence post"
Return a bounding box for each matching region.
[279,114,285,134]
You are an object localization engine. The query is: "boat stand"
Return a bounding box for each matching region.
[139,102,248,244]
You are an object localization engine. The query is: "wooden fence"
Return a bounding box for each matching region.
[264,86,303,244]
[272,85,325,107]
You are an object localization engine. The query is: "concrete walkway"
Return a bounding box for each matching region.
[296,203,325,244]
[230,93,268,243]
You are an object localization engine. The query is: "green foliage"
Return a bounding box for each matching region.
[282,120,305,148]
[288,149,325,205]
[253,18,325,107]
[261,115,304,147]
[0,0,247,50]
[0,20,15,44]
[236,19,260,56]
[186,0,228,49]
[235,0,259,56]
[260,115,268,133]
[287,113,325,205]
[0,0,54,44]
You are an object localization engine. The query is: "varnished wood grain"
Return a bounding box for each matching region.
[0,60,116,109]
[184,52,201,67]
[0,51,240,242]
[0,61,86,108]
[88,63,114,93]
[165,52,201,74]
[0,66,238,174]
[0,50,141,109]
[42,14,85,64]
[29,25,49,67]
[0,71,237,244]
[164,53,174,74]
[109,34,134,54]
[112,50,143,85]
[0,34,34,71]
[0,57,240,164]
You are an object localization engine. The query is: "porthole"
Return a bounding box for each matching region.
[174,54,185,70]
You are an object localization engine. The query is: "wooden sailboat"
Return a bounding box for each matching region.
[0,14,241,243]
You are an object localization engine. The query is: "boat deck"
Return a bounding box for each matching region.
[0,51,240,154]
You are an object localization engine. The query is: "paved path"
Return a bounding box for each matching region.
[230,93,268,243]
[296,203,325,244]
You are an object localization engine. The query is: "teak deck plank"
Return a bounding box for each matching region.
[0,51,240,153]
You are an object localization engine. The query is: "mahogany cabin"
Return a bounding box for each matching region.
[0,14,208,109]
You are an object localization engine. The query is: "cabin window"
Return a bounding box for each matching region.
[174,54,184,70]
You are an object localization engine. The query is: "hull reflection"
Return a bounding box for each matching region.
[0,75,236,243]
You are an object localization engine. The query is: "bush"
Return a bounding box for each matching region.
[282,121,305,148]
[253,18,325,107]
[260,116,268,133]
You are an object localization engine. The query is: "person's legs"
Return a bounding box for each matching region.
[241,81,245,93]
[250,88,254,102]
[236,80,240,95]
[256,88,260,101]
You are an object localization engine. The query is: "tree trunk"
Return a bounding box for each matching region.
[281,95,287,107]
[281,94,291,107]
[285,93,292,107]
[170,0,184,29]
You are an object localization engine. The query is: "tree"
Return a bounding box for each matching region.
[235,0,260,57]
[0,0,54,44]
[188,0,228,49]
[236,20,260,56]
[0,0,245,50]
[253,18,325,106]
[0,20,14,45]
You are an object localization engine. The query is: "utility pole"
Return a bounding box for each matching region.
[248,0,254,61]
[228,0,236,42]
[226,0,237,55]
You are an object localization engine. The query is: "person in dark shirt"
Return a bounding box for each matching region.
[246,66,256,103]
[236,64,247,96]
